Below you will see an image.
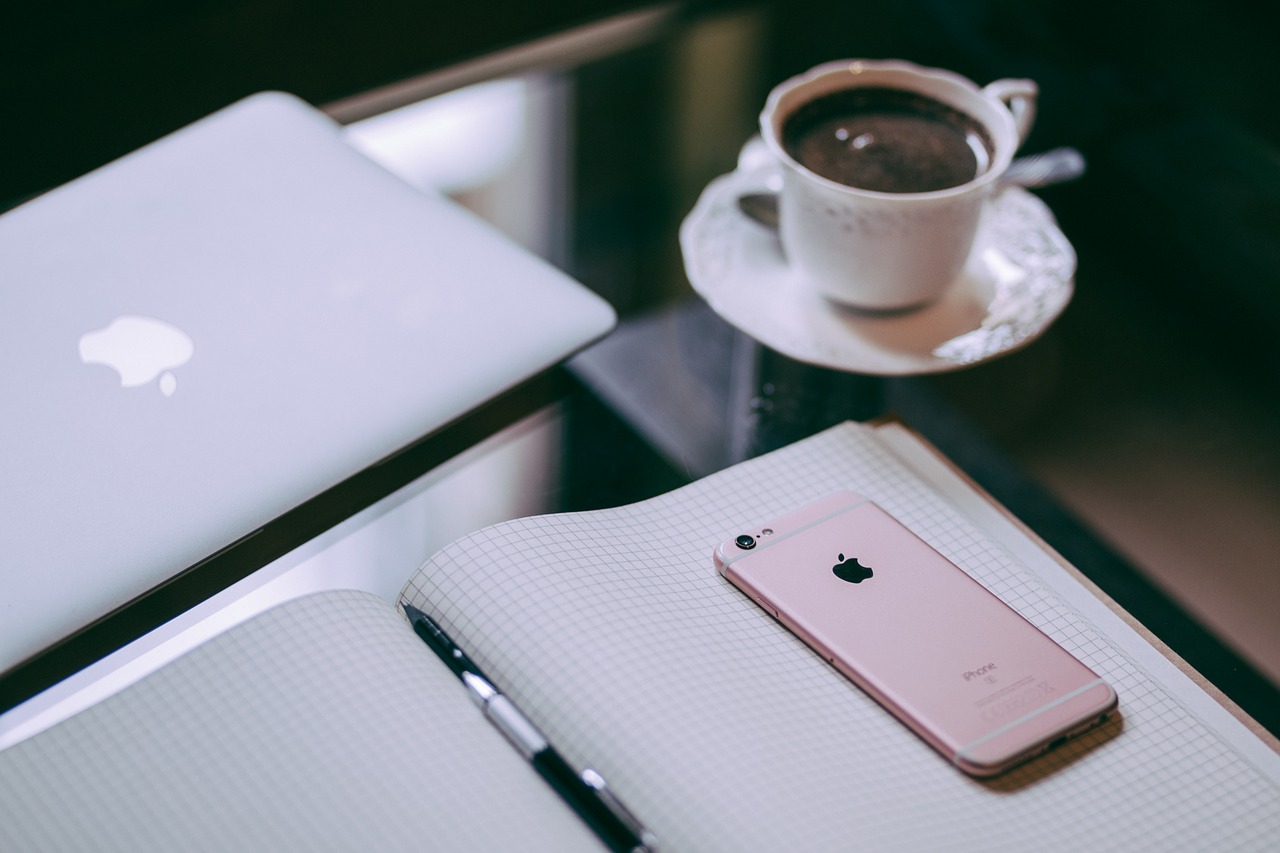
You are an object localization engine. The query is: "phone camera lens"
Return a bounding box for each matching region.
[735,534,756,550]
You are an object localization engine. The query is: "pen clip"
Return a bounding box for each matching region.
[580,768,658,852]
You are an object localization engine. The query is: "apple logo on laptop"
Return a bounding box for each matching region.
[832,553,873,584]
[78,315,194,397]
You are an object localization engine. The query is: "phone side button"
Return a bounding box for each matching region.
[755,597,779,619]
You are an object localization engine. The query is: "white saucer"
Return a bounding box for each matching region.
[679,161,1076,376]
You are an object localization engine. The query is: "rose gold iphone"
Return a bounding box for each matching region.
[714,491,1117,776]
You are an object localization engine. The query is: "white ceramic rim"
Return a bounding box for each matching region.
[760,59,1022,201]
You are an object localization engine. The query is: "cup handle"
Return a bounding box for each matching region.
[737,134,785,192]
[737,134,774,172]
[982,79,1038,146]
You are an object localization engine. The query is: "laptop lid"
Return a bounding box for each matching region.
[0,92,614,700]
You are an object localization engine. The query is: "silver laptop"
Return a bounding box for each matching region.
[0,92,614,701]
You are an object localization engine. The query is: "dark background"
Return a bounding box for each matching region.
[1,0,642,207]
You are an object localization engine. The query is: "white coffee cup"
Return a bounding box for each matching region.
[759,59,1037,310]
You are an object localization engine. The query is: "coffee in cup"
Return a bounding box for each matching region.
[781,87,994,194]
[760,60,1037,310]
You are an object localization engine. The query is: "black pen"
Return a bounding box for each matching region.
[401,602,657,853]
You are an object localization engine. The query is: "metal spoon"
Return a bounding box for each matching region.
[737,146,1086,230]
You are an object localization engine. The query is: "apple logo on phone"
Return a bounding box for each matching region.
[832,553,873,584]
[78,315,194,397]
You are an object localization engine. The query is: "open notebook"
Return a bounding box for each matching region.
[2,421,1278,850]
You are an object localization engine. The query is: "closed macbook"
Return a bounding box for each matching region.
[0,92,615,704]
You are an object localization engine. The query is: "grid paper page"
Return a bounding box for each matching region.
[0,590,599,852]
[403,421,1280,852]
